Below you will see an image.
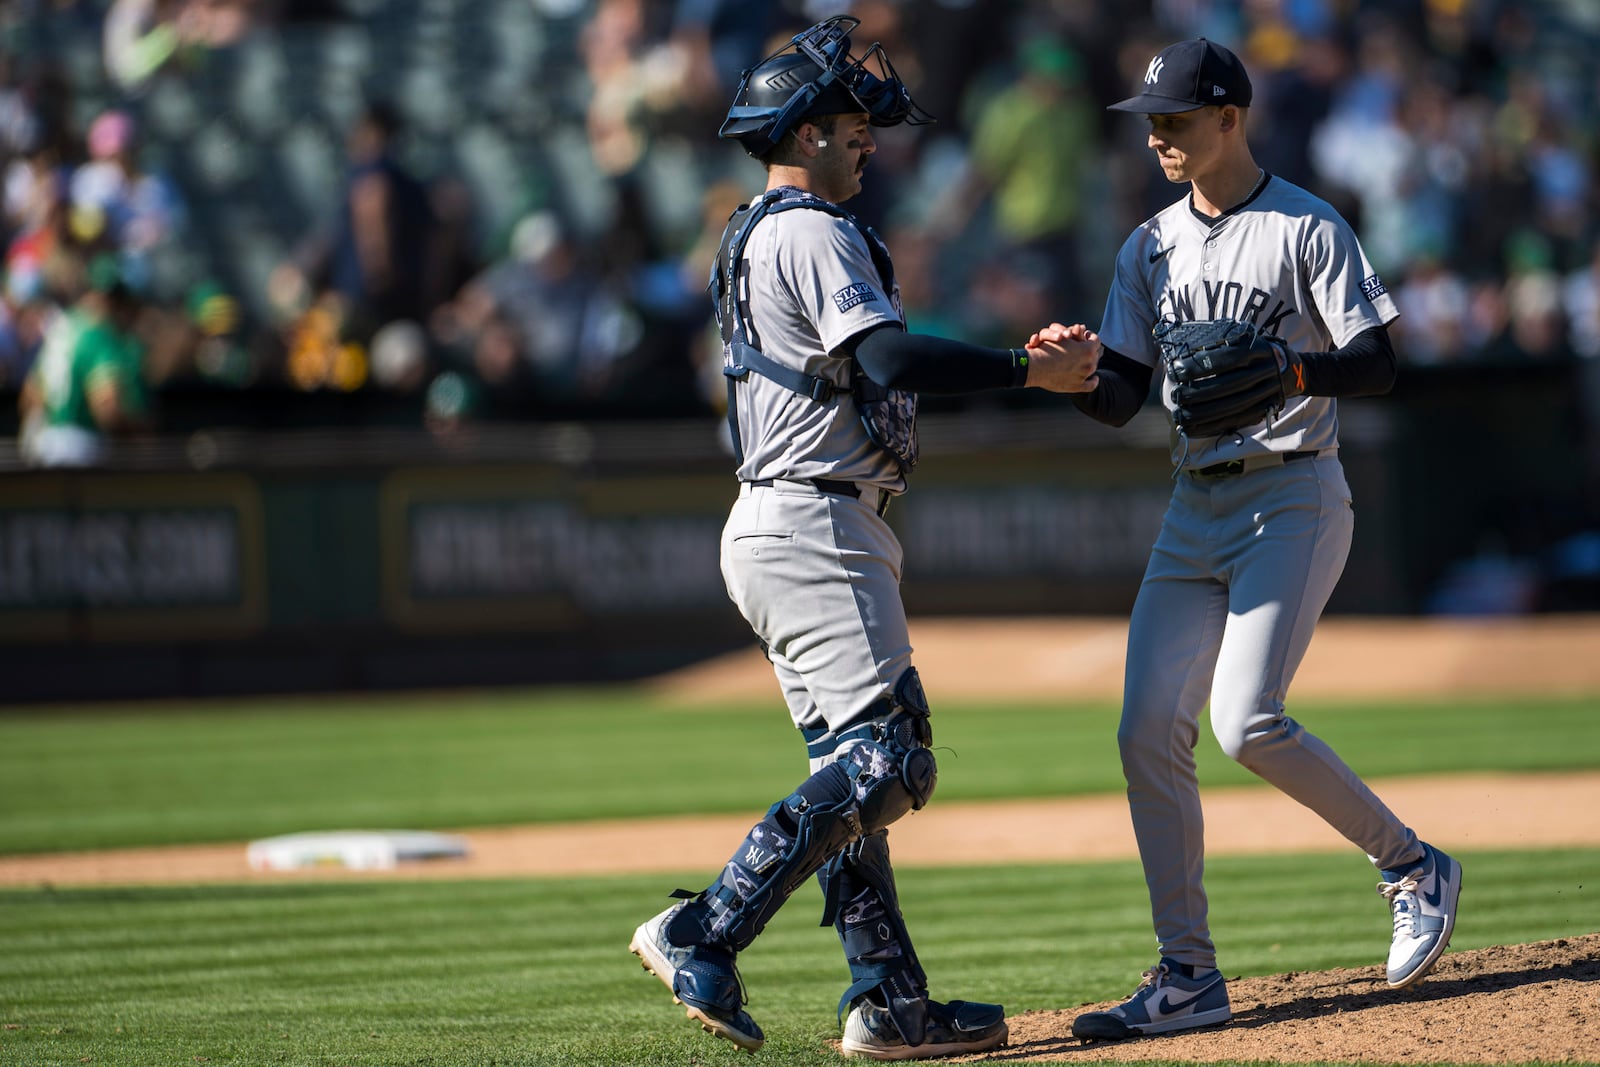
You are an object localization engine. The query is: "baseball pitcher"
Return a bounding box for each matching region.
[1051,37,1463,1042]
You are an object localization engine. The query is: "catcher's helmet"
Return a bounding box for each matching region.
[720,15,933,158]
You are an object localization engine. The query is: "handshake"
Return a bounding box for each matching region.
[1020,322,1101,393]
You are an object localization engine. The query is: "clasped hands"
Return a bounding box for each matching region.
[1021,322,1101,393]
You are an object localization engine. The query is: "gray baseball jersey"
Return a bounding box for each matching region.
[732,210,907,494]
[1098,174,1399,468]
[1104,173,1420,972]
[721,202,913,735]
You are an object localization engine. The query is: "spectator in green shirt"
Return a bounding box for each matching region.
[932,38,1096,311]
[19,257,149,466]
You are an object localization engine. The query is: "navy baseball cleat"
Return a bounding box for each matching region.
[1071,959,1231,1041]
[629,903,764,1052]
[841,997,1007,1060]
[1379,842,1462,989]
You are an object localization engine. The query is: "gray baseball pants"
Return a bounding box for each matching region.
[1120,453,1421,970]
[721,479,909,747]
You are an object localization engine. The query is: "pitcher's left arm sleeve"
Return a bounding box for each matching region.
[1296,325,1397,398]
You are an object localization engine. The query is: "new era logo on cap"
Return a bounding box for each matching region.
[1109,38,1253,114]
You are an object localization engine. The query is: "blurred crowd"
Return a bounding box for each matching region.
[3,0,1600,463]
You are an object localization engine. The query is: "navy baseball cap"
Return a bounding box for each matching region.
[1108,38,1252,114]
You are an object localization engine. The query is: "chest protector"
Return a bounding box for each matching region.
[712,186,918,474]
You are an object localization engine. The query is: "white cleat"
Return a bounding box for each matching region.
[1379,842,1462,989]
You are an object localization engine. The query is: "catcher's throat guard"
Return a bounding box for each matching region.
[720,15,933,157]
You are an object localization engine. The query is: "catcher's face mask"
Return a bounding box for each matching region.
[719,15,934,157]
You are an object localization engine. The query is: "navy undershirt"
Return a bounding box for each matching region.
[847,323,1026,394]
[1072,326,1397,427]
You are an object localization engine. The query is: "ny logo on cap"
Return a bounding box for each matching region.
[1144,55,1164,85]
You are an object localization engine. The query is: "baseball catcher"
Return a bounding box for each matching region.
[628,12,1098,1062]
[1156,317,1305,439]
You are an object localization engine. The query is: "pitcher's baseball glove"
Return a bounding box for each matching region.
[1155,318,1303,438]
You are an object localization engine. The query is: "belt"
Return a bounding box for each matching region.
[748,477,891,517]
[1190,450,1320,479]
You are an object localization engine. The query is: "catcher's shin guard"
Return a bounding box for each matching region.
[819,828,934,1046]
[677,670,938,955]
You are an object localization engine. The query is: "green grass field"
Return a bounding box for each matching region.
[2,687,1597,1065]
[3,852,1594,1067]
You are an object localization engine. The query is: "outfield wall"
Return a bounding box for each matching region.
[0,362,1590,702]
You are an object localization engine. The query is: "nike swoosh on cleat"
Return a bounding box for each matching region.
[1154,980,1220,1016]
[1149,247,1173,263]
[1422,875,1446,908]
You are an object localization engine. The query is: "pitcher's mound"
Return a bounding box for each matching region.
[956,934,1598,1063]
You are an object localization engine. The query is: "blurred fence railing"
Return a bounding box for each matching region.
[0,361,1592,702]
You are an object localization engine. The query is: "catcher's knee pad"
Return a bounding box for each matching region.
[809,667,937,831]
[846,735,936,834]
[817,829,932,1043]
[686,670,936,953]
[866,667,937,827]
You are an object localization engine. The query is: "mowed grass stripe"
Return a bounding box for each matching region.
[2,850,1594,1067]
[2,691,1597,854]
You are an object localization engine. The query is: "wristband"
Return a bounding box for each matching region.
[1010,347,1030,388]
